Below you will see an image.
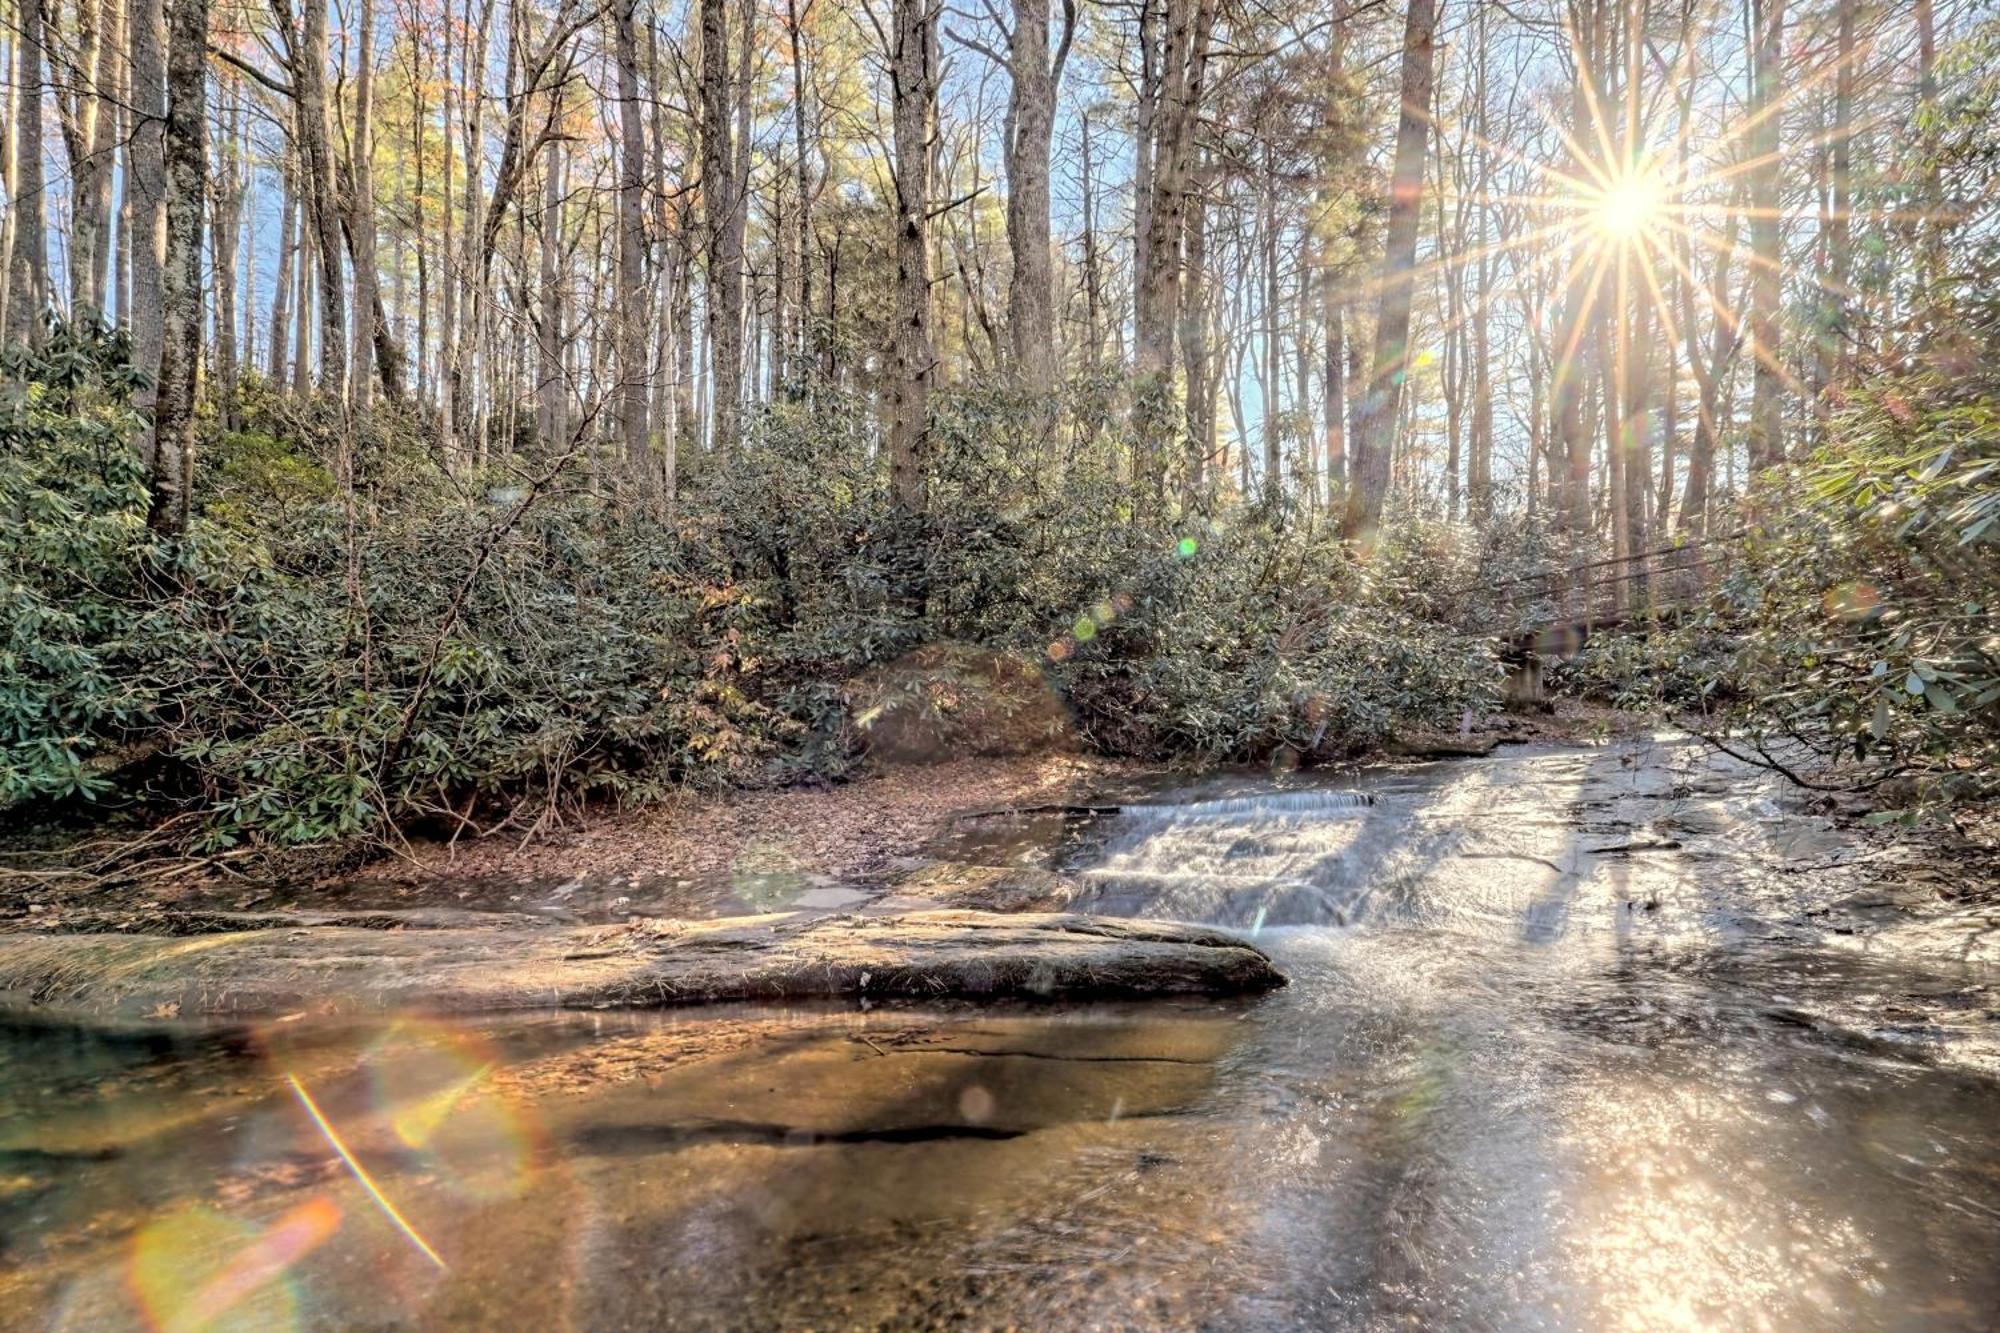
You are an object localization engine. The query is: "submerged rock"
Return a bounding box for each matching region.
[0,910,1283,1022]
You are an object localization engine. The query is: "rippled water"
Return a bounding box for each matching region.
[3,737,1997,1330]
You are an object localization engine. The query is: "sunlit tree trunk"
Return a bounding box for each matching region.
[1746,0,1785,471]
[1344,0,1439,539]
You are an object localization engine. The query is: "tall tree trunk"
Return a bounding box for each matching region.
[613,0,652,486]
[1080,109,1103,367]
[269,159,296,386]
[65,0,119,316]
[1132,0,1214,495]
[1322,270,1346,495]
[211,90,243,427]
[4,0,48,345]
[150,0,208,536]
[1816,0,1854,411]
[286,0,348,398]
[787,0,814,385]
[1259,150,1281,496]
[1004,0,1070,392]
[348,0,381,407]
[293,209,314,394]
[700,0,744,450]
[1179,156,1211,502]
[1552,0,1604,536]
[1343,0,1439,539]
[1746,0,1785,471]
[887,0,937,511]
[536,136,565,446]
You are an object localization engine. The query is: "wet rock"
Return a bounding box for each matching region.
[0,910,1283,1022]
[889,863,1080,913]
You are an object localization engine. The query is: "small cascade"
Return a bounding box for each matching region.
[1120,789,1375,822]
[1077,787,1386,930]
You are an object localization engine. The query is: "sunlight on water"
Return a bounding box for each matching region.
[3,741,1996,1331]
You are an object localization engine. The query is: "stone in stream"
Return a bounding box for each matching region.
[0,909,1283,1022]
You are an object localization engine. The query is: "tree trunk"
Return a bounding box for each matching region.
[211,91,244,427]
[536,136,565,446]
[1816,0,1854,412]
[1343,0,1439,539]
[787,0,814,386]
[269,163,296,386]
[613,0,652,486]
[4,0,48,345]
[1179,155,1211,502]
[1322,270,1346,495]
[700,0,744,451]
[149,0,208,537]
[347,0,381,408]
[1552,0,1604,536]
[65,0,119,316]
[1746,0,1785,471]
[1005,0,1068,392]
[288,0,348,398]
[887,0,937,511]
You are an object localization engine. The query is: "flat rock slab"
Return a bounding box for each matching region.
[0,910,1283,1022]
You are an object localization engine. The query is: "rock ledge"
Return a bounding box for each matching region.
[0,909,1284,1022]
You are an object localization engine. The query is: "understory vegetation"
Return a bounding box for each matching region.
[4,325,1513,850]
[7,315,1994,852]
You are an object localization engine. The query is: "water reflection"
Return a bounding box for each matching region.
[3,739,1998,1330]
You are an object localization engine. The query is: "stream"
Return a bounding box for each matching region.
[2,735,1997,1330]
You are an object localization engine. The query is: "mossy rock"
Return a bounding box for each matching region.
[848,644,1073,765]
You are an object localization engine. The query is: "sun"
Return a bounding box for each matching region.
[1592,172,1663,240]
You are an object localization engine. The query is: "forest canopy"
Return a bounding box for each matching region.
[1,0,1995,848]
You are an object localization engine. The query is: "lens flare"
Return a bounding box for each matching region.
[368,1020,539,1204]
[288,1073,447,1271]
[127,1198,338,1333]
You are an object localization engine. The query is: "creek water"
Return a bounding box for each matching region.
[3,737,1997,1330]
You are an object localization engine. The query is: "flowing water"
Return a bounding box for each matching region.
[3,737,1997,1330]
